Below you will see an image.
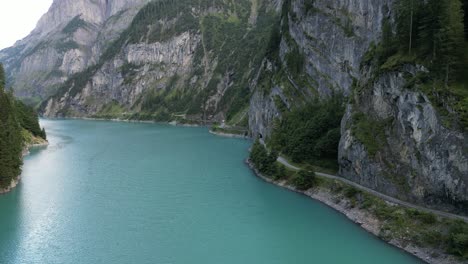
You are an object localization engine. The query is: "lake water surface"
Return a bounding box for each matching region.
[0,120,423,264]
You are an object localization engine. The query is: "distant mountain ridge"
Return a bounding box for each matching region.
[0,0,149,104]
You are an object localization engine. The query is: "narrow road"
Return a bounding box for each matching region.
[277,157,468,222]
[277,156,301,170]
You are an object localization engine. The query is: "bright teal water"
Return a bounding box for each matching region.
[0,120,423,264]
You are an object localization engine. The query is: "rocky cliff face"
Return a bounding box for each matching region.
[0,0,149,103]
[40,0,278,124]
[249,0,391,138]
[339,65,468,213]
[43,31,201,117]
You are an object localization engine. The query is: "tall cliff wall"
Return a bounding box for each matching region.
[339,65,468,214]
[249,0,392,138]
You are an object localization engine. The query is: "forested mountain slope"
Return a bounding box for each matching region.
[0,64,47,191]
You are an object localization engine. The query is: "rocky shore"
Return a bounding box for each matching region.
[0,140,49,195]
[246,159,467,264]
[208,130,249,139]
[54,117,206,127]
[0,177,21,195]
[21,141,49,156]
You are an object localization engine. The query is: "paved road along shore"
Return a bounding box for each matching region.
[276,157,468,222]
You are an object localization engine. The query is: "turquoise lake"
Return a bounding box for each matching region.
[0,120,423,264]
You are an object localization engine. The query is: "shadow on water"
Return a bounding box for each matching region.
[0,121,71,263]
[0,186,23,263]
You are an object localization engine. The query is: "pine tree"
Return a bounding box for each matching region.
[396,0,423,54]
[463,0,468,40]
[0,64,5,88]
[418,0,465,83]
[418,0,444,63]
[439,0,465,83]
[0,63,46,189]
[379,17,397,63]
[0,87,23,189]
[14,99,45,139]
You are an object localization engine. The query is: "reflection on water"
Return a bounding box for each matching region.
[0,188,22,262]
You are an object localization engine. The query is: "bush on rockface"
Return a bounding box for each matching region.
[448,220,468,258]
[270,96,344,170]
[250,140,279,176]
[291,166,316,191]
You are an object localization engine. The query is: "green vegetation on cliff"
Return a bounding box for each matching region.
[249,140,316,189]
[270,96,345,170]
[363,0,468,131]
[351,112,391,157]
[134,0,276,122]
[0,64,46,189]
[62,16,87,34]
[374,0,466,80]
[250,140,280,178]
[15,100,46,140]
[46,0,278,124]
[334,181,468,259]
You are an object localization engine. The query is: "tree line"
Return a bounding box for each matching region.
[369,0,468,130]
[0,64,46,189]
[393,0,466,83]
[249,140,316,190]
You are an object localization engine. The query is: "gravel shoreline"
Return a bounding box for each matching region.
[208,130,249,139]
[246,159,466,264]
[65,117,206,127]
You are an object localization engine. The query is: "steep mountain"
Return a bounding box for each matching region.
[0,0,149,105]
[0,0,467,214]
[40,0,280,124]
